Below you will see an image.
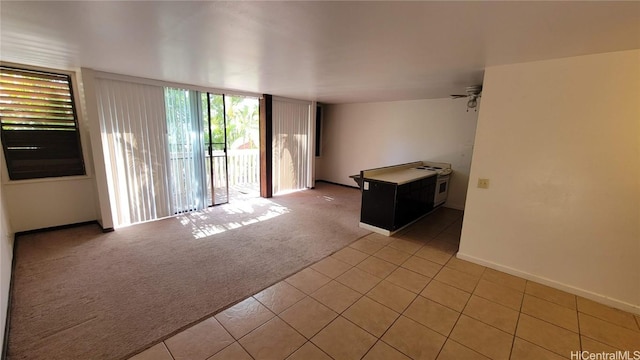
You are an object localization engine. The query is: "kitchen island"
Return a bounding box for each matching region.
[359,161,438,235]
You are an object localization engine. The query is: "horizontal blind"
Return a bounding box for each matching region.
[0,66,85,179]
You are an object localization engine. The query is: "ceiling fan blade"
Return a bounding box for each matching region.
[450,95,467,98]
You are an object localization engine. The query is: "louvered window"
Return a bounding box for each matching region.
[0,66,85,180]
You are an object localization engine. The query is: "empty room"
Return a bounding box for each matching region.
[1,2,639,360]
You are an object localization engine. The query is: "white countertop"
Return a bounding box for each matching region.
[364,168,437,185]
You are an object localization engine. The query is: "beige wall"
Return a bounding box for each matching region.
[459,49,640,313]
[3,178,97,232]
[0,67,98,233]
[316,99,479,210]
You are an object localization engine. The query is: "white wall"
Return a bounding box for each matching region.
[316,99,479,210]
[0,171,13,354]
[459,49,640,313]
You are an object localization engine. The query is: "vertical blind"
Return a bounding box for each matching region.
[95,78,171,227]
[164,88,207,214]
[94,75,315,226]
[272,99,312,194]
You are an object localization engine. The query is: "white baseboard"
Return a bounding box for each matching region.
[358,223,391,236]
[456,252,640,315]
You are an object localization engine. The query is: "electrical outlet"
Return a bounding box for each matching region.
[477,178,490,189]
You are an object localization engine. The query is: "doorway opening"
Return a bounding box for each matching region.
[203,94,260,205]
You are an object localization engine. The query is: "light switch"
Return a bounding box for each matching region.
[477,178,490,189]
[363,181,369,190]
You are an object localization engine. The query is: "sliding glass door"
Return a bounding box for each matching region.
[204,93,229,205]
[166,91,259,209]
[203,93,260,205]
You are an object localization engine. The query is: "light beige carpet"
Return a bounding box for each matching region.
[7,183,370,360]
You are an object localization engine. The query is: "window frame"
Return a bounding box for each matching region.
[0,62,89,182]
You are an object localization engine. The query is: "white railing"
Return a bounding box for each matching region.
[170,148,259,187]
[211,149,259,187]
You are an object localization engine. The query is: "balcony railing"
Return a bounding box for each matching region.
[169,148,259,210]
[215,148,260,187]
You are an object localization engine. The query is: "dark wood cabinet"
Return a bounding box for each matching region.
[360,175,436,233]
[361,180,396,230]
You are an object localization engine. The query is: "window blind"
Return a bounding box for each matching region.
[272,99,312,194]
[0,66,85,180]
[165,87,207,214]
[95,78,171,227]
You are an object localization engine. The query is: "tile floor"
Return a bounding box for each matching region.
[129,213,640,360]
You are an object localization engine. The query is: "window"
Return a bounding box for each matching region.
[0,65,85,180]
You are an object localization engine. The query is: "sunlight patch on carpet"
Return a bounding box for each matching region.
[177,197,290,239]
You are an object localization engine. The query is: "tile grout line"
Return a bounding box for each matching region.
[234,309,304,359]
[573,312,638,351]
[163,340,177,360]
[299,339,335,360]
[298,288,371,357]
[574,306,640,333]
[318,248,434,359]
[252,286,308,319]
[356,232,540,353]
[226,302,277,340]
[523,291,576,311]
[514,285,586,358]
[383,244,557,360]
[519,303,582,336]
[242,269,348,359]
[579,334,626,353]
[576,294,583,353]
[276,258,379,358]
[420,283,470,313]
[507,279,527,360]
[467,279,592,356]
[368,314,414,359]
[435,257,588,359]
[446,339,492,360]
[326,215,464,358]
[234,340,256,360]
[432,263,483,360]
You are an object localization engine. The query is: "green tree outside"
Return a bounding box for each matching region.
[202,94,259,150]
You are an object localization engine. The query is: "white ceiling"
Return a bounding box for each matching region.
[1,1,639,104]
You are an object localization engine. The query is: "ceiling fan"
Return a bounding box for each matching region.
[451,85,482,112]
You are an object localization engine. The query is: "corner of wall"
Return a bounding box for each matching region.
[79,68,114,230]
[0,179,15,357]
